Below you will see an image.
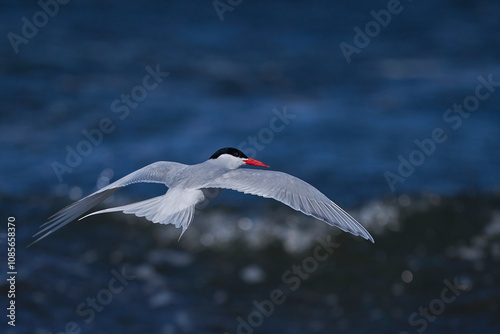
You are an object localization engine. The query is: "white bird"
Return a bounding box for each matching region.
[31,148,373,245]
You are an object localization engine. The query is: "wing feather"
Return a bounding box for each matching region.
[30,161,186,246]
[203,169,374,242]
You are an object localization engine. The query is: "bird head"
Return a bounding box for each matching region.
[209,147,269,169]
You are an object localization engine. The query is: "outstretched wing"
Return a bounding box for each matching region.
[30,161,186,246]
[203,169,374,242]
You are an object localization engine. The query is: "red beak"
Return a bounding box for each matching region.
[243,158,270,168]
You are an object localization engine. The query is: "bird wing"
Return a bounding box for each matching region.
[203,169,374,242]
[30,161,186,246]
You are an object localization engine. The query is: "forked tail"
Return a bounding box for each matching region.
[80,190,202,238]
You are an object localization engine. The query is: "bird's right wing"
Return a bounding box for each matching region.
[203,169,374,242]
[30,161,186,246]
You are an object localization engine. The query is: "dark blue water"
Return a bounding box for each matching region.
[1,0,500,333]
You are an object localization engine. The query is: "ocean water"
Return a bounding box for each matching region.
[1,0,500,333]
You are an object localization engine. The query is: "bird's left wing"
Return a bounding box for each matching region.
[30,161,186,246]
[202,169,374,242]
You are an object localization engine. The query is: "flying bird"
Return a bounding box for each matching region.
[31,148,373,245]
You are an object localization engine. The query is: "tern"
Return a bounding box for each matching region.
[31,147,373,245]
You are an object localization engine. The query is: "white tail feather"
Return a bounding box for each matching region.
[80,189,204,238]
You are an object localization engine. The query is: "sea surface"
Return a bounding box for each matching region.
[1,0,499,333]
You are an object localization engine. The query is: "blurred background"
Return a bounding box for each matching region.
[1,0,500,333]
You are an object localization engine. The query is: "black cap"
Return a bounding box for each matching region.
[210,147,248,159]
